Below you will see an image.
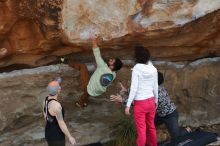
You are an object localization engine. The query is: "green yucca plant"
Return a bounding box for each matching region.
[112,114,137,146]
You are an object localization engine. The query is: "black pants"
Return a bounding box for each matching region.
[47,140,65,146]
[155,110,188,139]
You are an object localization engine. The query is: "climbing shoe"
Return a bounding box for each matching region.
[60,57,69,64]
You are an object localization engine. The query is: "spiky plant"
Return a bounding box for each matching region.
[112,114,137,146]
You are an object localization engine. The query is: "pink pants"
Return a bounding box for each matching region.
[134,97,157,146]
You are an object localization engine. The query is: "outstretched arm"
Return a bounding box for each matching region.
[110,82,129,106]
[92,36,98,48]
[90,34,106,67]
[110,93,129,106]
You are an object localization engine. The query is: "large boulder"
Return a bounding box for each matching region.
[107,57,220,127]
[156,57,220,127]
[0,57,219,145]
[0,64,122,145]
[0,64,79,131]
[0,0,220,68]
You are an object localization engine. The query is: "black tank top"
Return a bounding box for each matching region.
[44,96,65,141]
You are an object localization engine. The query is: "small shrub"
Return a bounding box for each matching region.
[112,114,137,146]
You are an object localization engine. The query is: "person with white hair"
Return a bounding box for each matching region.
[43,81,76,146]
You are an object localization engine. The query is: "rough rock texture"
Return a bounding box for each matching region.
[155,58,220,127]
[108,57,220,127]
[0,0,220,145]
[0,57,219,145]
[0,0,220,68]
[0,64,122,145]
[0,64,79,132]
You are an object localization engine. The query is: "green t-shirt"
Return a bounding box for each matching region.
[87,47,116,96]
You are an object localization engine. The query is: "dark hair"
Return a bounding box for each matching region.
[158,71,164,85]
[134,46,150,64]
[113,58,123,71]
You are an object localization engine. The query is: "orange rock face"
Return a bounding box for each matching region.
[0,0,220,69]
[0,1,219,145]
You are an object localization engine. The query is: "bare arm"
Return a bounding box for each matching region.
[110,82,129,106]
[92,37,98,48]
[55,105,76,145]
[42,101,46,121]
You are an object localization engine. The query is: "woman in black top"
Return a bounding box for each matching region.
[43,81,76,146]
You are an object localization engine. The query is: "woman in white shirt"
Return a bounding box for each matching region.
[125,46,158,146]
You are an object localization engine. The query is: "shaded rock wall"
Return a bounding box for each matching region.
[155,58,220,127]
[0,58,219,145]
[0,64,79,132]
[107,57,220,127]
[0,64,123,146]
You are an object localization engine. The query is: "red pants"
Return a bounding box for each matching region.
[134,97,157,146]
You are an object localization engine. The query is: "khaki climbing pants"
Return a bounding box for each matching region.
[68,60,90,105]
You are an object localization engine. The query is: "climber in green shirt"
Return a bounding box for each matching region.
[62,34,123,107]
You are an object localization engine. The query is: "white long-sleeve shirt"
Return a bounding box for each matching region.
[126,62,158,108]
